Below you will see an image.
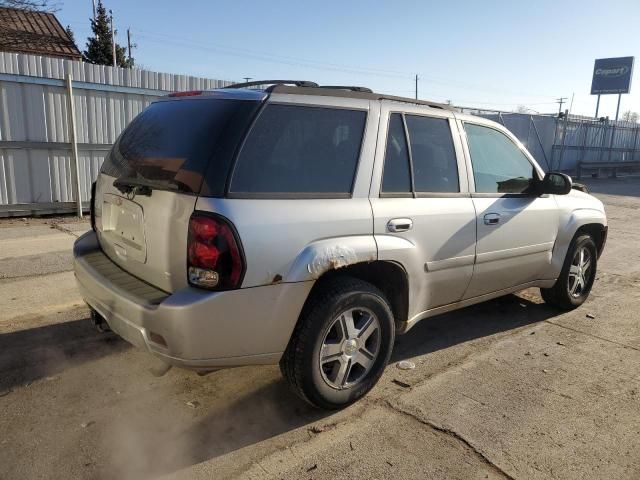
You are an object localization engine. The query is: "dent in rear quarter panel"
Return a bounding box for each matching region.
[193,198,376,287]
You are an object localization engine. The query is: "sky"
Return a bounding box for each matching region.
[59,0,640,117]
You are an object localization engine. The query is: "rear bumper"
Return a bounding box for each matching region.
[73,231,313,369]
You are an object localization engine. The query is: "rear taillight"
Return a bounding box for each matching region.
[187,212,244,290]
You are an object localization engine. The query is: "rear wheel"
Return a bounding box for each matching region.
[280,277,395,409]
[541,234,597,310]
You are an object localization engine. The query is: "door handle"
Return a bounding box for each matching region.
[387,218,413,233]
[483,213,501,226]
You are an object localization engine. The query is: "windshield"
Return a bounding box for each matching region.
[100,97,261,195]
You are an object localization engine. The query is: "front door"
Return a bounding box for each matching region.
[370,105,476,320]
[460,120,559,299]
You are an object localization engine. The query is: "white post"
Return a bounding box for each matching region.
[65,74,83,218]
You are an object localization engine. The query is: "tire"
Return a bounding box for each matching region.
[280,277,395,409]
[541,234,597,310]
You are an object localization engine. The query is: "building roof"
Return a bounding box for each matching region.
[0,7,82,60]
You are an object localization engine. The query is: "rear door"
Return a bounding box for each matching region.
[95,94,263,292]
[459,119,559,298]
[370,102,476,319]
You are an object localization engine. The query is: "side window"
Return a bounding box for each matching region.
[465,124,536,194]
[230,104,366,195]
[381,114,411,193]
[405,115,459,193]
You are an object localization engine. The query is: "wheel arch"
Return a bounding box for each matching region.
[549,209,607,278]
[292,260,410,336]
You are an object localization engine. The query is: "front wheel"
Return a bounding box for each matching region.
[541,234,597,310]
[280,277,395,409]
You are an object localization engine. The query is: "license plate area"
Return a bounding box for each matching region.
[101,194,147,263]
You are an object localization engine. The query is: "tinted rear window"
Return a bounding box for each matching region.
[381,113,411,193]
[405,115,459,193]
[229,104,366,196]
[101,98,260,195]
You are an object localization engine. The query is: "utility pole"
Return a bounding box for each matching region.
[556,97,567,116]
[127,28,133,67]
[569,92,574,114]
[415,74,419,100]
[110,10,116,68]
[92,0,96,22]
[243,77,252,83]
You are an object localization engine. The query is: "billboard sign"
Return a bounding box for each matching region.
[591,56,634,95]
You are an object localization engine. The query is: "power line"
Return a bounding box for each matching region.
[132,29,558,99]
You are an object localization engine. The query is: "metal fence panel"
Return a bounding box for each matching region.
[0,52,235,215]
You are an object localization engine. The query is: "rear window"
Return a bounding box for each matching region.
[229,104,367,196]
[101,98,260,195]
[405,115,459,193]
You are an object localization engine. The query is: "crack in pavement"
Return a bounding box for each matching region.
[0,267,74,281]
[383,399,516,480]
[50,222,83,238]
[544,319,640,352]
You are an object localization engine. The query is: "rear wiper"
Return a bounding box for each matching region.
[113,177,179,196]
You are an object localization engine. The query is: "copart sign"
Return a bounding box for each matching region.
[591,57,634,95]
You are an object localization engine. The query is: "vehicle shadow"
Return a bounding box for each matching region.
[391,292,556,362]
[0,317,130,391]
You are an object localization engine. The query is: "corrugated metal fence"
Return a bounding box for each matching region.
[0,51,233,216]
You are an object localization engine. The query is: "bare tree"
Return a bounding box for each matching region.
[515,105,529,114]
[0,0,61,12]
[621,110,639,123]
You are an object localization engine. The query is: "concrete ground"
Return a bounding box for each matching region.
[1,177,639,480]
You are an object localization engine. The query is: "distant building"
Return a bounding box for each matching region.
[0,6,82,61]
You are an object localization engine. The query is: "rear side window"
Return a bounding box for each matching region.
[101,98,260,195]
[230,104,366,196]
[381,113,459,195]
[405,115,459,193]
[381,113,411,193]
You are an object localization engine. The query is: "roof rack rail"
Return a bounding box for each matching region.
[224,80,319,89]
[319,85,373,93]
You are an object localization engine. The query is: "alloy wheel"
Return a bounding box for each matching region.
[319,307,381,390]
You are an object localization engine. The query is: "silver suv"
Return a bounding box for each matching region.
[74,80,607,409]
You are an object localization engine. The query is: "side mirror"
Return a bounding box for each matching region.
[541,172,572,195]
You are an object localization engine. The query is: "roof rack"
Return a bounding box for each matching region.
[269,85,455,111]
[224,80,318,89]
[319,85,373,93]
[220,80,454,111]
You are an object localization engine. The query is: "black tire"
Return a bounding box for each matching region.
[541,234,597,310]
[280,277,395,409]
